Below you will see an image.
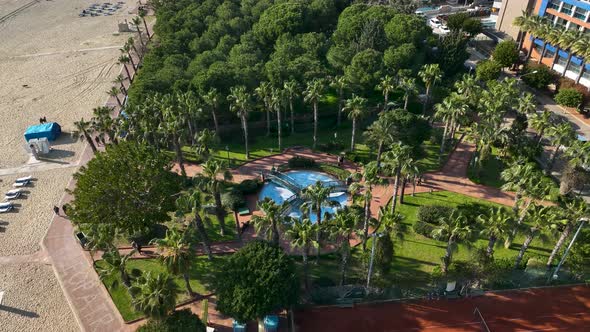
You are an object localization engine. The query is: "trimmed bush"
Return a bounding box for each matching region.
[138,309,206,332]
[236,179,261,195]
[555,88,583,108]
[413,220,435,238]
[417,205,454,225]
[522,64,554,89]
[287,156,316,168]
[476,59,502,82]
[222,189,246,211]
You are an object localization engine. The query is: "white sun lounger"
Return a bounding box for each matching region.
[0,202,12,208]
[13,181,29,188]
[5,189,22,200]
[15,175,32,183]
[0,202,13,213]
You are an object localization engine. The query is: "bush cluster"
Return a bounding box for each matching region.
[522,64,554,89]
[287,156,316,168]
[413,205,454,237]
[138,309,206,332]
[555,88,583,108]
[236,179,261,195]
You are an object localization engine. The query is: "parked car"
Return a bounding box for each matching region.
[439,25,450,34]
[429,18,442,29]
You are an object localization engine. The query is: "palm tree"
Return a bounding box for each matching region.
[97,248,135,288]
[546,198,589,268]
[127,37,141,60]
[255,81,273,137]
[200,159,233,236]
[546,122,576,171]
[108,87,123,108]
[418,63,442,113]
[513,10,532,51]
[556,29,579,75]
[271,87,285,151]
[120,43,136,70]
[330,76,348,126]
[363,113,394,167]
[138,7,151,40]
[177,91,202,145]
[251,198,284,246]
[350,163,381,250]
[132,17,145,49]
[301,181,338,258]
[534,21,553,64]
[227,86,252,159]
[151,228,197,297]
[159,94,187,177]
[283,80,298,134]
[572,36,590,85]
[73,118,97,153]
[202,88,220,134]
[175,190,213,260]
[328,207,361,286]
[129,272,178,321]
[517,93,537,115]
[431,210,472,274]
[514,203,552,268]
[118,55,133,81]
[477,208,515,257]
[530,110,552,145]
[376,75,395,112]
[91,106,118,144]
[342,95,368,152]
[304,79,325,150]
[501,161,537,214]
[285,218,318,291]
[377,206,405,239]
[382,143,413,214]
[435,95,465,161]
[399,76,418,111]
[113,75,127,96]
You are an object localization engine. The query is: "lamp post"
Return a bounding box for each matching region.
[548,217,588,283]
[366,232,384,290]
[225,145,230,166]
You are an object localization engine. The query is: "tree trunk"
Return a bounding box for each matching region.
[362,192,371,251]
[339,241,350,287]
[390,170,400,214]
[537,43,547,64]
[184,273,195,297]
[442,237,454,274]
[121,268,131,288]
[313,102,318,149]
[526,36,535,61]
[131,42,141,60]
[548,145,561,171]
[277,108,282,151]
[400,177,407,204]
[174,138,187,178]
[350,118,356,152]
[136,30,145,49]
[241,115,250,159]
[316,204,322,261]
[412,176,417,196]
[289,98,295,134]
[266,107,271,136]
[234,211,241,241]
[127,52,136,70]
[214,191,226,236]
[514,234,534,268]
[439,121,448,161]
[404,94,409,111]
[122,65,132,83]
[383,92,388,112]
[337,88,343,126]
[211,108,219,133]
[376,141,383,168]
[423,86,431,113]
[194,214,213,260]
[576,65,585,84]
[303,246,310,292]
[142,17,150,40]
[512,191,522,215]
[119,83,127,96]
[546,222,573,268]
[85,132,97,153]
[551,48,559,69]
[561,54,573,77]
[114,95,123,108]
[486,235,497,257]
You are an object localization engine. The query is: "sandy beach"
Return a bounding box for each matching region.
[0,0,136,330]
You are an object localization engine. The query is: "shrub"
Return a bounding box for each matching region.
[476,59,502,82]
[413,220,435,237]
[222,189,246,211]
[492,40,519,68]
[417,205,454,225]
[522,64,554,89]
[287,156,316,168]
[236,179,261,195]
[317,141,344,152]
[555,88,583,107]
[138,309,206,332]
[375,233,394,275]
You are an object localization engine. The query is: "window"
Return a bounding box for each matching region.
[547,0,560,10]
[569,22,582,31]
[545,48,556,59]
[556,17,568,28]
[545,13,557,24]
[568,61,582,74]
[556,55,568,67]
[581,69,590,81]
[535,44,544,56]
[561,3,573,15]
[573,7,588,20]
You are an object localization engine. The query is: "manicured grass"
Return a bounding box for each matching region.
[96,256,220,322]
[306,191,554,290]
[468,155,506,188]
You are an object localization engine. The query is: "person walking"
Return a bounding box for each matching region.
[53,206,60,215]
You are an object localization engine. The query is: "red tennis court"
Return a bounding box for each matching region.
[294,285,590,331]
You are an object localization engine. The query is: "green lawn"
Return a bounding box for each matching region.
[468,154,506,188]
[96,256,220,322]
[306,191,554,290]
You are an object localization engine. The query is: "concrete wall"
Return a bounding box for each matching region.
[495,0,537,40]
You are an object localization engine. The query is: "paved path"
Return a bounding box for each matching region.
[294,284,590,332]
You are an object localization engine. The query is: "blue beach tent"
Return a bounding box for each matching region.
[24,122,61,141]
[263,315,279,332]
